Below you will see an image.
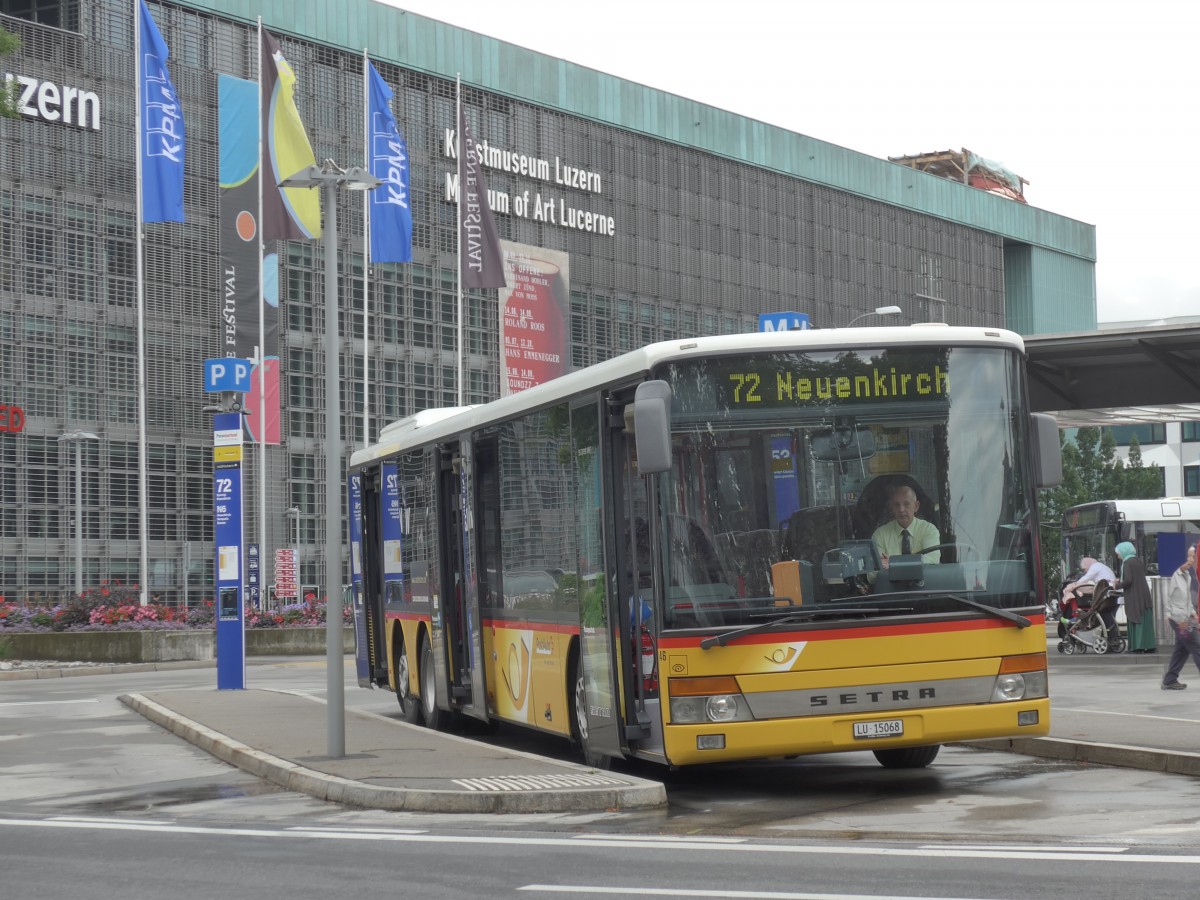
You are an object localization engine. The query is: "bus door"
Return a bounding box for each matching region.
[432,441,486,720]
[351,469,387,688]
[604,393,656,748]
[456,438,488,720]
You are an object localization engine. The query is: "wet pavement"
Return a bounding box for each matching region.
[5,627,1200,813]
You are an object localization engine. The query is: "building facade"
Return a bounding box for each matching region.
[0,0,1097,601]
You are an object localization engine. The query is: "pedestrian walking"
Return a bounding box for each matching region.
[1161,544,1200,690]
[1115,541,1157,653]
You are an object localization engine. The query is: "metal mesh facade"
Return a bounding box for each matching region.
[0,1,1007,600]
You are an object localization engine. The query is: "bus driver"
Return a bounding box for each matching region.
[872,484,941,569]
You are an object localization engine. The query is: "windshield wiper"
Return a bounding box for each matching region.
[944,593,1032,628]
[700,607,902,650]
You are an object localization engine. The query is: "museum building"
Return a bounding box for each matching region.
[0,0,1096,599]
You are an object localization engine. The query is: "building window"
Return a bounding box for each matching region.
[1183,422,1200,442]
[1186,466,1200,497]
[1107,424,1166,446]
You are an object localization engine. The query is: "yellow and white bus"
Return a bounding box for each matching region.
[347,325,1062,769]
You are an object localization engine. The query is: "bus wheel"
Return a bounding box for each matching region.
[570,658,612,771]
[394,635,422,725]
[873,745,940,769]
[419,637,446,731]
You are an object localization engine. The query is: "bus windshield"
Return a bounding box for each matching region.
[654,345,1037,628]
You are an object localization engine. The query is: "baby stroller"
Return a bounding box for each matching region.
[1057,579,1126,655]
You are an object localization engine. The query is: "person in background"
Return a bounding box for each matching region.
[1061,555,1117,607]
[1115,541,1156,653]
[1161,544,1200,690]
[1060,555,1120,645]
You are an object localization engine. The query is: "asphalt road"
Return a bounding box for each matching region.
[4,659,1200,899]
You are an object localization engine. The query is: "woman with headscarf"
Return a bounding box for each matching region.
[1116,541,1157,653]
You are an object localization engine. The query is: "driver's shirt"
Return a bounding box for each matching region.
[872,517,942,563]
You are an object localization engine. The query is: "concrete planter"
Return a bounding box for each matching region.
[2,627,354,663]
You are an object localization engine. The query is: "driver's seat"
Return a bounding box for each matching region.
[851,475,939,542]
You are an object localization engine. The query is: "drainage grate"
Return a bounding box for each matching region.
[451,773,630,792]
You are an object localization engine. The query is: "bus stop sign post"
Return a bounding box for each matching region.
[206,359,251,691]
[212,410,245,689]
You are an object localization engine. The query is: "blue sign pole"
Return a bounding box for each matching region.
[213,411,245,690]
[758,312,811,332]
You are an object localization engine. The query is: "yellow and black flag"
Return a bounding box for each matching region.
[261,29,320,241]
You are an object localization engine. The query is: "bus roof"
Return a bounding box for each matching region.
[350,324,1025,470]
[1068,498,1200,523]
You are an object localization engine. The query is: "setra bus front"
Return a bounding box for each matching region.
[621,332,1060,768]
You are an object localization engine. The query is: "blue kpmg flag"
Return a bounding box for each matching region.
[138,0,185,223]
[367,61,412,263]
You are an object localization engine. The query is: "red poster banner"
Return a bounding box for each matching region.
[499,243,570,395]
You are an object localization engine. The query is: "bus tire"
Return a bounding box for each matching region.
[570,655,613,771]
[394,634,422,725]
[419,637,446,731]
[873,745,940,769]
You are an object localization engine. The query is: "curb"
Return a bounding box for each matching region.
[0,660,215,681]
[962,736,1200,777]
[118,692,667,814]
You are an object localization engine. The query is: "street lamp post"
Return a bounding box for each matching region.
[847,305,903,327]
[58,430,100,597]
[280,159,381,758]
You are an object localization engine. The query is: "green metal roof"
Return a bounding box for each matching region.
[178,0,1095,263]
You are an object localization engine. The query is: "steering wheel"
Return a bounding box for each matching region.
[911,542,977,562]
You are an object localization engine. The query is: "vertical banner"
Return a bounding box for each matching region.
[217,75,276,441]
[457,106,506,289]
[213,411,245,690]
[137,0,185,223]
[261,29,321,242]
[367,60,413,264]
[381,462,404,603]
[347,472,371,685]
[498,242,570,395]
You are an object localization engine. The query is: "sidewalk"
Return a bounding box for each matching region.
[118,688,668,814]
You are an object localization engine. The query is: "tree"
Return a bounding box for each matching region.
[0,28,21,119]
[1037,426,1163,593]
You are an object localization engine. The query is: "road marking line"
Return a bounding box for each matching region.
[519,888,991,899]
[0,818,1198,865]
[0,699,101,707]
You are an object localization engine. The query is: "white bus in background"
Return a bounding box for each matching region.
[1060,498,1200,578]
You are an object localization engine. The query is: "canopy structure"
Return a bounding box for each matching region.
[1024,324,1200,426]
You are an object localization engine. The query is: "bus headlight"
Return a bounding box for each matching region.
[668,677,755,724]
[992,654,1048,702]
[992,670,1048,702]
[993,673,1026,701]
[705,695,740,722]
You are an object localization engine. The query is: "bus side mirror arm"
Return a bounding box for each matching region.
[633,380,673,474]
[1031,413,1062,488]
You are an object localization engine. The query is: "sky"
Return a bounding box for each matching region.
[380,0,1198,325]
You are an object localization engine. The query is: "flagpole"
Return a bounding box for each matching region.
[257,16,268,611]
[455,74,463,408]
[362,48,370,450]
[134,0,149,606]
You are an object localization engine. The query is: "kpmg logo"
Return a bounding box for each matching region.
[372,111,408,211]
[4,73,100,130]
[140,52,181,161]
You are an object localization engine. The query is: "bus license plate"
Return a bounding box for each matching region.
[853,719,903,740]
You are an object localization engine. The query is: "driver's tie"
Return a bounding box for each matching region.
[901,529,912,555]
